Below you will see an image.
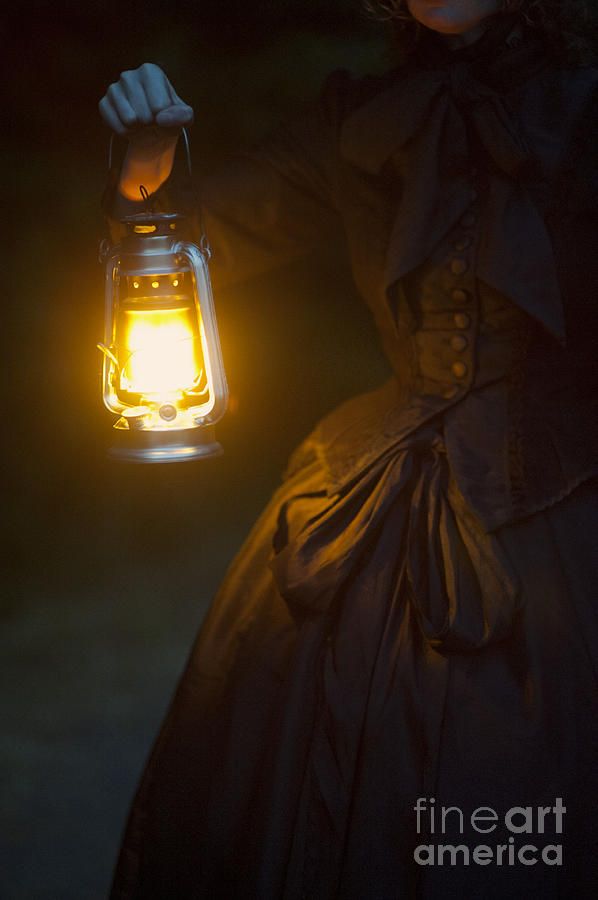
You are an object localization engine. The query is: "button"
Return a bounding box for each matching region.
[451,288,469,304]
[442,386,459,400]
[454,312,471,329]
[452,361,468,378]
[454,236,472,251]
[450,335,468,351]
[450,258,468,275]
[460,211,476,227]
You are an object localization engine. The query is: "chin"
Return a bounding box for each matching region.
[407,1,497,35]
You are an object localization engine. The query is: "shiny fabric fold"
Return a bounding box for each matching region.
[270,426,519,651]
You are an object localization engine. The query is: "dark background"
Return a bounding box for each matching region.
[3,2,392,896]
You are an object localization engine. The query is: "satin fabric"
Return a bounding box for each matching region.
[109,432,598,898]
[107,15,598,899]
[271,426,519,651]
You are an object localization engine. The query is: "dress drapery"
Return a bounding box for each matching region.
[108,12,598,898]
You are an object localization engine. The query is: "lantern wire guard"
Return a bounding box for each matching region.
[98,130,228,463]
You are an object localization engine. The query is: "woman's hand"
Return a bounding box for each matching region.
[99,63,194,200]
[99,62,194,140]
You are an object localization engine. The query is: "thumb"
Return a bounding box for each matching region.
[155,104,194,129]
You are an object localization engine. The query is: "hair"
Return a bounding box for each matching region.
[364,0,598,64]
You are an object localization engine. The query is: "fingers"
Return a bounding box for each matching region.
[120,69,154,124]
[165,79,189,109]
[137,62,177,116]
[106,81,141,131]
[99,92,130,136]
[99,63,194,137]
[99,80,142,135]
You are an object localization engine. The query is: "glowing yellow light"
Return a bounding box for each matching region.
[133,281,140,289]
[173,279,179,287]
[152,280,160,289]
[120,308,200,395]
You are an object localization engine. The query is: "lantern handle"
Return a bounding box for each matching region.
[107,128,209,248]
[180,127,193,178]
[107,128,193,179]
[173,240,228,425]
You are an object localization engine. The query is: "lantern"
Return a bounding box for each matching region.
[98,211,228,462]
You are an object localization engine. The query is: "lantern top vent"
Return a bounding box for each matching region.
[121,212,186,237]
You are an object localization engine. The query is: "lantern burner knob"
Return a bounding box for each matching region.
[159,403,178,422]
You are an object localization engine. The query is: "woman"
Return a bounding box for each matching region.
[100,1,598,897]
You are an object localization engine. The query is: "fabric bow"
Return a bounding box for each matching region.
[340,24,565,341]
[270,425,520,651]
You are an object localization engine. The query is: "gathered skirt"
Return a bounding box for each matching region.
[110,417,598,900]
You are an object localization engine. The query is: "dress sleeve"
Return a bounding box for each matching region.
[102,70,351,288]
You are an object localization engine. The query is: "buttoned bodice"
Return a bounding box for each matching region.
[399,200,527,403]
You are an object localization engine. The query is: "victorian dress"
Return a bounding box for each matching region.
[107,13,598,899]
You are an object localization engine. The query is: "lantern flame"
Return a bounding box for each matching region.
[120,308,201,396]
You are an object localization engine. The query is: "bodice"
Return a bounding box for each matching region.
[397,198,528,403]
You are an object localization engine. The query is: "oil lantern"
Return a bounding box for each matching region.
[98,210,228,463]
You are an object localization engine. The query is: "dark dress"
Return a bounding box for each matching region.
[109,13,598,899]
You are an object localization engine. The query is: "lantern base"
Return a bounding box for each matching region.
[108,423,223,464]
